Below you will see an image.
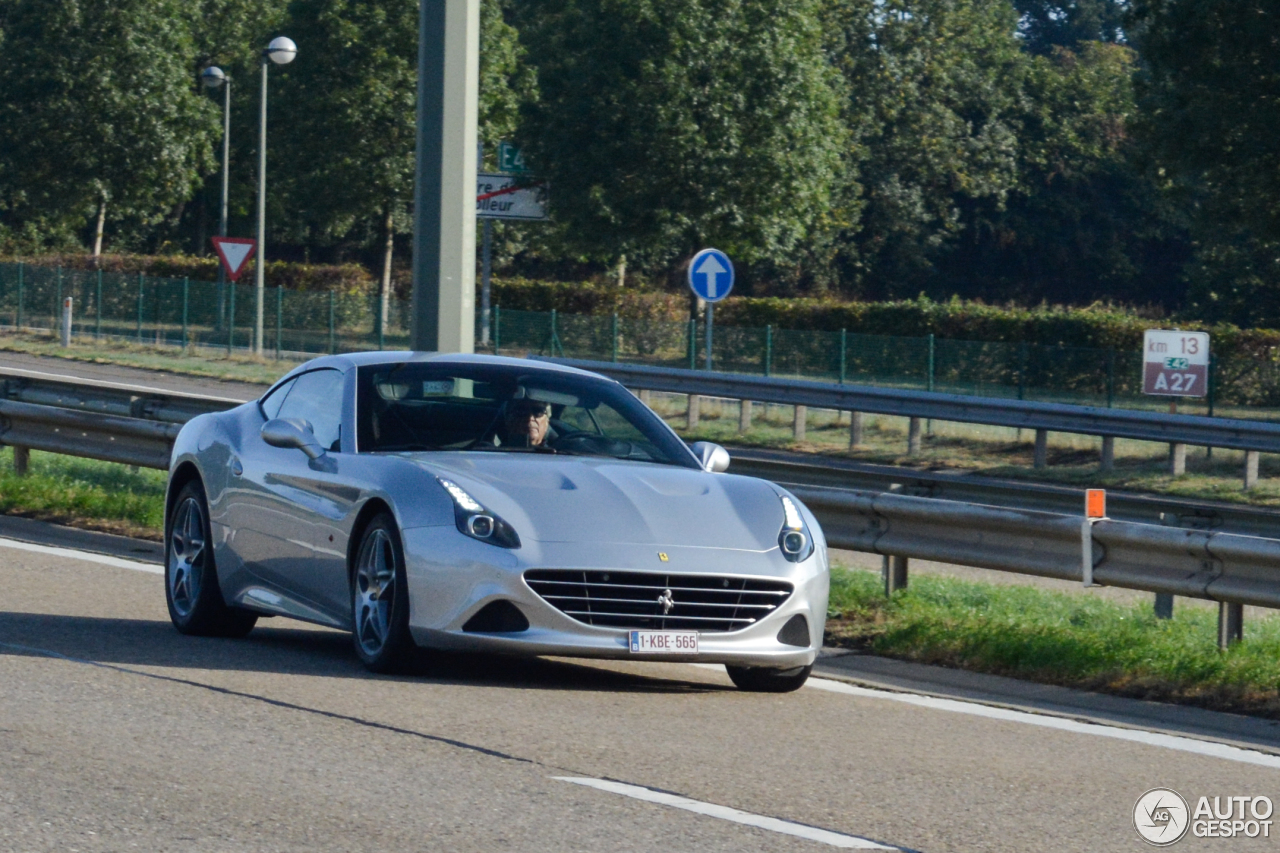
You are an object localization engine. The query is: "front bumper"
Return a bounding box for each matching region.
[401,529,828,669]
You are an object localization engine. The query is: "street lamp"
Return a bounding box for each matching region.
[200,66,231,305]
[255,36,297,355]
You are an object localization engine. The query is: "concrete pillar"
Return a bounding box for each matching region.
[907,417,922,455]
[849,412,863,449]
[1100,436,1115,472]
[1034,429,1048,469]
[410,0,480,353]
[637,388,651,407]
[738,400,752,433]
[883,554,908,595]
[793,405,806,441]
[1218,601,1243,648]
[1245,451,1260,490]
[687,395,700,430]
[1170,442,1187,476]
[12,445,29,476]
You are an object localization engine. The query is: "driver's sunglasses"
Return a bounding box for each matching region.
[511,405,549,419]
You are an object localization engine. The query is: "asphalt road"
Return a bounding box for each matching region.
[0,350,267,401]
[4,525,1280,852]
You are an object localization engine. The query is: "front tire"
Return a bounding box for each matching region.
[165,480,257,638]
[351,513,415,673]
[726,664,813,693]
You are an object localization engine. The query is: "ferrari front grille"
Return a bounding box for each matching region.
[523,569,793,633]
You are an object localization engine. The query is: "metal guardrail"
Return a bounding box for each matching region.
[0,365,1276,644]
[547,358,1280,454]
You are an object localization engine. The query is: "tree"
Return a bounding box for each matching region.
[1013,0,1126,54]
[513,0,846,281]
[824,0,1027,298]
[0,0,217,254]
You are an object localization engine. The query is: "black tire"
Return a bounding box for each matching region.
[351,513,416,673]
[165,480,258,638]
[725,664,813,693]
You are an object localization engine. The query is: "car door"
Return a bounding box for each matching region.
[235,368,348,618]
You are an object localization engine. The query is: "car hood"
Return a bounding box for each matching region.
[412,453,784,551]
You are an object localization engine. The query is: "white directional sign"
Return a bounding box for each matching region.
[477,172,548,220]
[210,236,257,282]
[1143,329,1209,397]
[687,248,734,303]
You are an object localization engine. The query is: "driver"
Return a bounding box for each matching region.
[501,398,554,447]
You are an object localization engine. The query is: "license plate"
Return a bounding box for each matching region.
[629,630,699,654]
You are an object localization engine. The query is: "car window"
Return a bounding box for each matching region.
[275,369,345,451]
[260,377,296,420]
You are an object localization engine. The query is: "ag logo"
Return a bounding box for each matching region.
[1134,788,1190,846]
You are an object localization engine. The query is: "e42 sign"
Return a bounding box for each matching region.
[1143,329,1209,397]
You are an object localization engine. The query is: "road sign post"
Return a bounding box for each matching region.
[1143,330,1209,398]
[687,248,734,372]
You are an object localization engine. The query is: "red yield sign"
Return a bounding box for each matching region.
[1143,329,1209,397]
[211,236,257,281]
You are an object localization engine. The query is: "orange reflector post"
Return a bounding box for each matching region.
[1085,488,1106,519]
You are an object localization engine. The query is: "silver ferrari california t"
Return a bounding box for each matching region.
[164,353,829,691]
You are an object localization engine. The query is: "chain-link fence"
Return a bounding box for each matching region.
[2,262,1276,419]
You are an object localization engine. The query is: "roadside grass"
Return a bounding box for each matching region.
[0,330,290,385]
[825,565,1280,718]
[0,446,166,539]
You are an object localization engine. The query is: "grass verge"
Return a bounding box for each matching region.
[826,565,1280,719]
[0,447,165,539]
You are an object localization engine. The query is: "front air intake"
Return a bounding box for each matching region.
[462,600,530,633]
[524,569,793,633]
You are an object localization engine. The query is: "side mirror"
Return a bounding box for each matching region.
[261,418,326,460]
[691,441,730,473]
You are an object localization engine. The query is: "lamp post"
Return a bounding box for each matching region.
[255,36,297,355]
[200,66,231,330]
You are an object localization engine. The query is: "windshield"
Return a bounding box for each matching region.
[355,362,697,467]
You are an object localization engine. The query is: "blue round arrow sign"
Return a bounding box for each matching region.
[687,248,734,303]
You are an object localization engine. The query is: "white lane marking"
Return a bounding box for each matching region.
[554,777,897,850]
[0,365,250,403]
[804,676,1280,770]
[0,536,162,574]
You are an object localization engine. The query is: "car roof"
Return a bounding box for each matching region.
[267,351,607,395]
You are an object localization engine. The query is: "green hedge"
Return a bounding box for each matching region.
[4,253,373,293]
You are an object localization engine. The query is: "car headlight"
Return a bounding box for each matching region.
[437,478,521,549]
[778,494,814,562]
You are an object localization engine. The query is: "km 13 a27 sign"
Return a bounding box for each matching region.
[1143,330,1209,397]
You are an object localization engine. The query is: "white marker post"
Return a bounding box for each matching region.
[60,297,72,347]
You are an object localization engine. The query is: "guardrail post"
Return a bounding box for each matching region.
[883,554,908,595]
[849,411,863,448]
[1244,451,1260,490]
[1154,592,1173,620]
[1034,429,1048,469]
[1170,442,1187,476]
[793,405,806,441]
[12,445,29,476]
[1218,602,1243,648]
[687,394,700,429]
[907,417,922,455]
[638,388,651,407]
[1100,436,1115,472]
[739,400,752,432]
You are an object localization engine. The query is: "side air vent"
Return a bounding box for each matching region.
[462,600,530,633]
[776,614,810,647]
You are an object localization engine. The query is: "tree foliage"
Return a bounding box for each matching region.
[513,0,846,271]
